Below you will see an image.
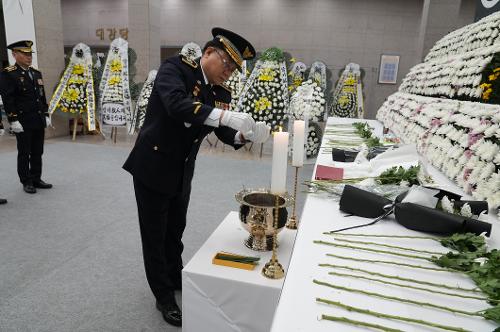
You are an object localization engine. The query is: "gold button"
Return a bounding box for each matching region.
[185,157,189,162]
[194,139,199,143]
[153,146,158,151]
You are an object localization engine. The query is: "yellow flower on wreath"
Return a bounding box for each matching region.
[480,83,493,100]
[344,77,357,86]
[72,64,84,75]
[110,59,123,72]
[69,75,86,85]
[338,95,350,106]
[488,71,500,82]
[254,97,271,112]
[259,68,276,81]
[63,88,80,102]
[109,75,121,85]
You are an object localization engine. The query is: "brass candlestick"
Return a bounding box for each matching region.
[262,193,285,279]
[286,166,300,229]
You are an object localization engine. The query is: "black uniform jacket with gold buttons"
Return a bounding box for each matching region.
[0,64,48,129]
[123,55,244,195]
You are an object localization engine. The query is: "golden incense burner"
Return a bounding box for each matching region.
[235,188,293,251]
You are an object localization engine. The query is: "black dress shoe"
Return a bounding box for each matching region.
[0,198,7,204]
[156,300,182,327]
[33,180,52,189]
[23,183,36,194]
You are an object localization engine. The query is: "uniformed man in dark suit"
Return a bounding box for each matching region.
[0,40,52,194]
[0,107,6,204]
[123,28,269,327]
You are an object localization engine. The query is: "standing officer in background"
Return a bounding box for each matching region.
[0,106,7,204]
[124,28,269,327]
[0,40,52,194]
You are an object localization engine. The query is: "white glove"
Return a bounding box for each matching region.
[243,122,271,143]
[220,110,255,133]
[0,128,4,136]
[10,121,24,133]
[45,116,51,128]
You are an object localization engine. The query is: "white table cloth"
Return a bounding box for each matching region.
[182,211,296,332]
[271,117,499,332]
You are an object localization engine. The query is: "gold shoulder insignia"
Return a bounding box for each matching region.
[181,55,198,69]
[242,46,253,59]
[219,83,232,93]
[4,65,17,72]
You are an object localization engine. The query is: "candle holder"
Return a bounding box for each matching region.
[262,193,285,279]
[286,166,301,229]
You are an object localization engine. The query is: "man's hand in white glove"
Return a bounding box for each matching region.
[243,122,271,144]
[45,116,52,128]
[0,128,4,136]
[220,110,255,133]
[10,121,24,133]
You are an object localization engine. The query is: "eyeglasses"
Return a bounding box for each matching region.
[214,48,237,72]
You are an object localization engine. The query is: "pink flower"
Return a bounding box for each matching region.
[464,149,473,159]
[463,168,472,181]
[430,118,442,127]
[467,133,483,147]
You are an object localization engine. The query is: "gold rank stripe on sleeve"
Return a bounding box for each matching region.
[193,102,202,114]
[181,55,198,69]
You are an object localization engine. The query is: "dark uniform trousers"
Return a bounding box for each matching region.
[16,127,44,184]
[124,55,241,306]
[133,178,190,304]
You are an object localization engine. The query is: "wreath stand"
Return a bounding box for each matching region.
[70,115,86,141]
[110,126,118,144]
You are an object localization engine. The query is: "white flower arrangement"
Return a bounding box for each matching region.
[288,61,307,94]
[425,11,500,62]
[99,38,132,131]
[399,48,497,100]
[289,80,326,122]
[306,123,322,158]
[48,43,97,131]
[331,63,363,118]
[130,69,157,133]
[377,92,500,209]
[226,64,247,111]
[237,52,289,132]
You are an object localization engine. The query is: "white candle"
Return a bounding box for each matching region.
[271,131,289,194]
[292,120,305,167]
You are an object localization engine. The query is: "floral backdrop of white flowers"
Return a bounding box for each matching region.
[377,12,500,212]
[425,12,500,62]
[377,93,500,209]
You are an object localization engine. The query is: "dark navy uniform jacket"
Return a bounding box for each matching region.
[123,55,244,194]
[0,64,48,129]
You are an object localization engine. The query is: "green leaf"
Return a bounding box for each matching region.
[430,252,481,272]
[440,233,487,253]
[482,305,500,324]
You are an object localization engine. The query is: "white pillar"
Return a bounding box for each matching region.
[2,0,38,67]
